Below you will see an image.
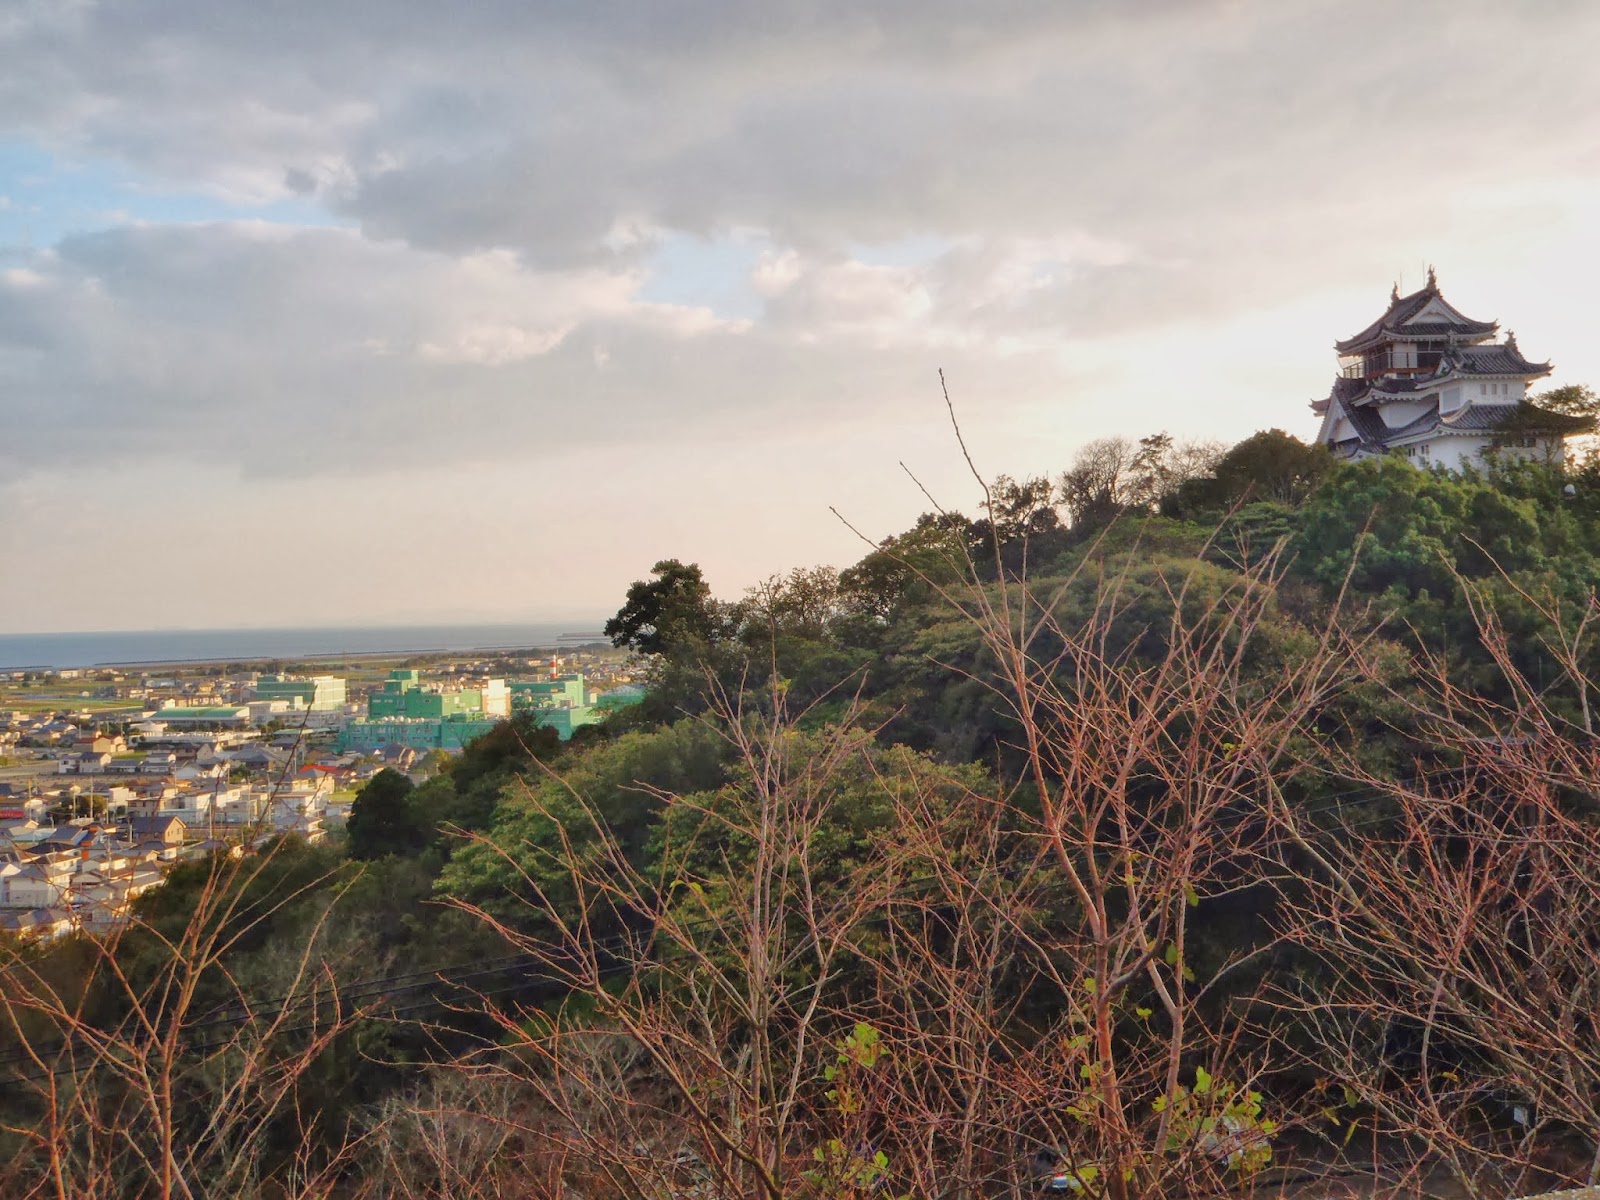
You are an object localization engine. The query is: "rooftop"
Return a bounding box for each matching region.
[1335,269,1498,353]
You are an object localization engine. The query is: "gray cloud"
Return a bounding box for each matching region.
[9,0,1599,275]
[4,0,1600,632]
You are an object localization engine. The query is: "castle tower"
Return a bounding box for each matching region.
[1311,269,1579,468]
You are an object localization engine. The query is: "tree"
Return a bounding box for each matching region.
[447,693,979,1199]
[438,718,731,929]
[604,559,723,657]
[838,513,968,622]
[1126,433,1226,510]
[1488,383,1597,453]
[346,768,426,860]
[1295,455,1559,599]
[1058,437,1134,529]
[737,565,847,643]
[1168,429,1332,514]
[1531,382,1600,420]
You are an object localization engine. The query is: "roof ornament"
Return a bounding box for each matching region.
[1426,263,1438,290]
[1390,281,1400,304]
[1505,329,1518,349]
[1442,331,1463,370]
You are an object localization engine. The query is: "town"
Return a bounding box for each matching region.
[0,645,644,937]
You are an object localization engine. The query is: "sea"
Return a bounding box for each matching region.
[0,623,610,671]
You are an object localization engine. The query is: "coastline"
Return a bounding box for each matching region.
[0,624,609,672]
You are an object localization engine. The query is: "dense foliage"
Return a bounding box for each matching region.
[7,424,1600,1198]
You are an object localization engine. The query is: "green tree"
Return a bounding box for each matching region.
[838,513,967,622]
[1532,382,1600,420]
[604,559,723,657]
[346,768,426,860]
[438,718,730,928]
[736,565,848,643]
[1170,429,1332,514]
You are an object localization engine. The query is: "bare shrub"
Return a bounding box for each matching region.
[0,841,369,1200]
[1272,578,1600,1198]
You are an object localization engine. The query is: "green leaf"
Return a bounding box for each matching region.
[1184,881,1200,907]
[1135,1006,1153,1020]
[1194,1066,1213,1095]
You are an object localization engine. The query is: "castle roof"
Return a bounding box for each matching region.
[1317,336,1553,415]
[1334,270,1498,353]
[1329,397,1591,457]
[1336,402,1389,449]
[1451,340,1551,376]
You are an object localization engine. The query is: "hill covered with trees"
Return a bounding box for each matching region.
[4,422,1600,1200]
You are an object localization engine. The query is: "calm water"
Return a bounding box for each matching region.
[0,623,609,670]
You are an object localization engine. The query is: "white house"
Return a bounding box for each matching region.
[1312,269,1588,468]
[2,862,71,909]
[59,751,111,775]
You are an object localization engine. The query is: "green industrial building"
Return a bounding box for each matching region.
[334,671,637,754]
[337,670,513,753]
[335,716,501,753]
[367,670,505,719]
[511,673,602,738]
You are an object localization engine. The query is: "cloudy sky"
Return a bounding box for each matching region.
[3,0,1599,633]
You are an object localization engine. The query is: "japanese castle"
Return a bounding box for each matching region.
[1312,269,1583,467]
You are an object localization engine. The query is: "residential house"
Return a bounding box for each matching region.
[140,750,178,776]
[0,907,74,939]
[59,751,111,775]
[73,733,126,754]
[2,862,72,909]
[127,815,187,850]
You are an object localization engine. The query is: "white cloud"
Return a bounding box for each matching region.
[417,323,576,366]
